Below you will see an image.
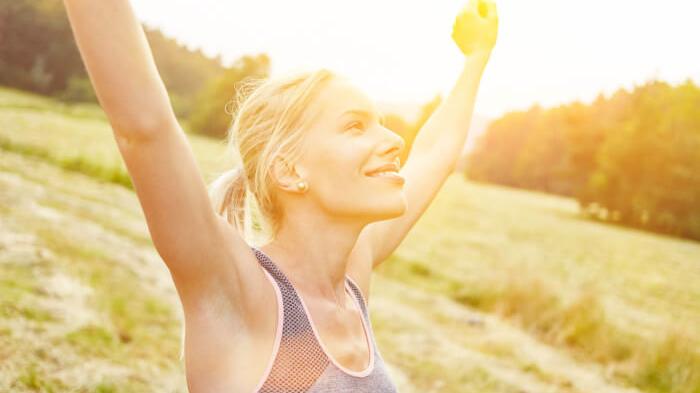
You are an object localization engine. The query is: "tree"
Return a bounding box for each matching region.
[188,54,271,139]
[464,79,700,241]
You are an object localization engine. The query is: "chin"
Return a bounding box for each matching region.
[375,197,407,220]
[338,186,406,220]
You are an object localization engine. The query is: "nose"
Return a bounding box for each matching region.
[378,126,406,160]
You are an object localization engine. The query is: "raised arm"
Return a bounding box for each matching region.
[62,1,264,309]
[357,0,499,268]
[63,0,174,137]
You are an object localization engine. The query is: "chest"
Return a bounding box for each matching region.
[181,281,373,392]
[301,296,373,373]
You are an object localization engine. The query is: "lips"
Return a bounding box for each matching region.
[367,172,405,185]
[364,161,400,177]
[364,161,405,184]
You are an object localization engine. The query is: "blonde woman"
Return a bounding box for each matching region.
[63,0,498,391]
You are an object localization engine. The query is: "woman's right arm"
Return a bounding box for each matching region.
[63,0,172,137]
[63,1,264,309]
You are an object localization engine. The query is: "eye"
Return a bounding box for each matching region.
[346,121,365,131]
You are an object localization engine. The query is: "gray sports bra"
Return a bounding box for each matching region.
[250,246,399,393]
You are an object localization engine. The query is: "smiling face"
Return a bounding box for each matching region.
[275,77,407,225]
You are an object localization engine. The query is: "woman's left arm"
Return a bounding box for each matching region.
[411,0,498,160]
[357,0,498,267]
[409,50,490,163]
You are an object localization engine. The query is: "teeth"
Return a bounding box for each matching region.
[370,171,397,177]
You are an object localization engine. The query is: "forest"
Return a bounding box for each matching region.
[466,79,700,241]
[2,0,698,241]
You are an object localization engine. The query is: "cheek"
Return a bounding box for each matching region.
[313,138,371,178]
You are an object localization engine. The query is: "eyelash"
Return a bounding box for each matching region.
[347,121,365,131]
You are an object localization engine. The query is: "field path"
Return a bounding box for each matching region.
[372,275,643,393]
[0,147,655,392]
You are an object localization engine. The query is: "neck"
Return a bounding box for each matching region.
[260,210,368,309]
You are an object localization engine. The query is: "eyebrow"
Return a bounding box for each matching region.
[339,109,386,126]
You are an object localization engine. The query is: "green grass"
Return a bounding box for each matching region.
[16,362,68,393]
[34,226,181,365]
[1,88,699,392]
[0,106,188,391]
[0,87,232,190]
[0,87,106,121]
[376,175,700,393]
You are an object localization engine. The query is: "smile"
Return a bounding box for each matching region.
[366,171,405,185]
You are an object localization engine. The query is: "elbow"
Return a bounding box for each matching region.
[445,158,459,174]
[109,111,177,142]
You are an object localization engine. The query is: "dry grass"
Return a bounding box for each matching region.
[2,88,699,392]
[377,175,700,393]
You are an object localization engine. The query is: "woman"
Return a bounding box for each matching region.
[62,0,498,391]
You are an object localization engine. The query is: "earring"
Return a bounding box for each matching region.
[296,180,308,192]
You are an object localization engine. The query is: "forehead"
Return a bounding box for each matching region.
[308,78,379,123]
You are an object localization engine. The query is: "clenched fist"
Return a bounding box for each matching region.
[451,0,499,56]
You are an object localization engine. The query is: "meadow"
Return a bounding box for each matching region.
[1,87,698,392]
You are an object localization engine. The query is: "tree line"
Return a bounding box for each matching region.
[466,79,700,241]
[12,0,693,242]
[0,0,435,151]
[0,0,262,138]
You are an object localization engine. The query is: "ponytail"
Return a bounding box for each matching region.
[208,167,251,239]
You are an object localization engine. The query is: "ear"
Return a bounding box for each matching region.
[271,156,305,193]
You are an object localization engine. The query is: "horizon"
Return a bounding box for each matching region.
[130,0,699,120]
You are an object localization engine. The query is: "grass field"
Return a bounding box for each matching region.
[1,87,698,392]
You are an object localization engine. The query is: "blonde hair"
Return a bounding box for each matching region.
[179,68,336,361]
[211,68,336,243]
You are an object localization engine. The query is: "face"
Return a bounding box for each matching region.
[280,77,407,224]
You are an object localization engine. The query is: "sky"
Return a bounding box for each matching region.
[130,0,699,120]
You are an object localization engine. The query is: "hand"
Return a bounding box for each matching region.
[451,0,499,57]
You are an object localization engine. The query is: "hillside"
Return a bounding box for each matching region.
[1,88,698,392]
